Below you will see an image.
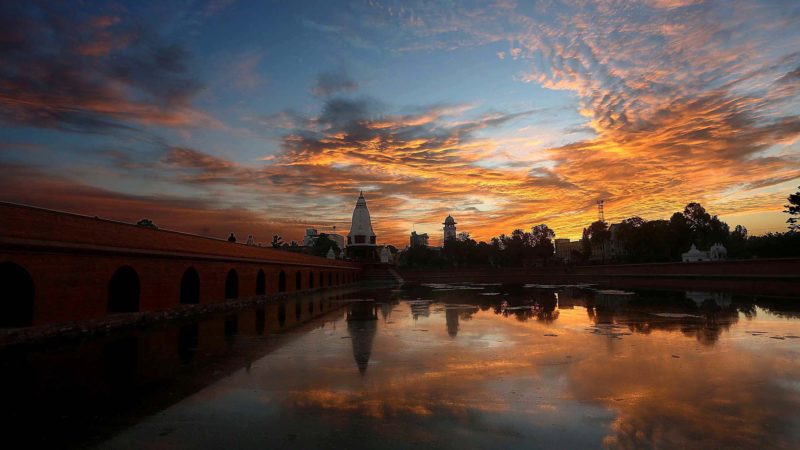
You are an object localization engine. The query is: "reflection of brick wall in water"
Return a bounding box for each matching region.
[0,202,361,327]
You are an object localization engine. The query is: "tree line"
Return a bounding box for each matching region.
[399,186,800,268]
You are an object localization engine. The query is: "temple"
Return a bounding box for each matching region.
[443,215,457,242]
[346,191,378,260]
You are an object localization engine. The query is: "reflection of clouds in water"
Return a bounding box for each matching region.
[280,300,800,449]
[565,337,800,450]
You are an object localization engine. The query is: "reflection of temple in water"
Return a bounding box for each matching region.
[410,300,431,320]
[347,301,378,375]
[445,306,479,337]
[446,308,459,337]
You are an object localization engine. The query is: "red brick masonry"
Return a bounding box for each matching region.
[0,202,361,326]
[399,259,800,297]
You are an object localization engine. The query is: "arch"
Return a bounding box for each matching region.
[295,271,302,291]
[108,266,140,313]
[0,262,35,327]
[335,272,340,285]
[308,299,314,315]
[256,269,266,296]
[295,300,301,320]
[225,269,239,299]
[328,272,332,286]
[179,267,200,305]
[320,271,325,288]
[278,270,287,293]
[308,271,314,289]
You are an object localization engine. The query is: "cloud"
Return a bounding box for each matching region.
[0,1,212,133]
[310,70,359,97]
[3,1,800,246]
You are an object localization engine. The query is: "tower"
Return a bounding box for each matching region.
[597,200,605,223]
[346,191,378,260]
[443,215,457,242]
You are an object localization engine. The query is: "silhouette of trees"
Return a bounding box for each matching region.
[586,221,610,262]
[531,224,555,265]
[310,233,341,258]
[400,200,800,268]
[786,185,800,231]
[270,234,283,248]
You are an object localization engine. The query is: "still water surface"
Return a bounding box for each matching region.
[3,283,800,449]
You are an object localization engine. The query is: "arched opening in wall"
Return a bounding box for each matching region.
[328,272,332,287]
[0,262,35,328]
[179,267,200,305]
[295,271,302,291]
[308,271,314,289]
[320,271,325,288]
[107,266,140,313]
[256,269,266,296]
[336,272,340,285]
[295,300,301,320]
[278,303,286,327]
[225,269,239,299]
[308,299,314,315]
[278,270,286,293]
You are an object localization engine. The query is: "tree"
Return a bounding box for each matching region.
[681,202,729,247]
[271,235,283,248]
[530,224,555,265]
[310,233,340,258]
[786,186,800,231]
[586,221,610,262]
[728,225,748,258]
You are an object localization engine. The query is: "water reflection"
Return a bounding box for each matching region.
[347,301,378,375]
[2,284,799,449]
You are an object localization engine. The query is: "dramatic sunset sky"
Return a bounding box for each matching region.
[1,0,799,246]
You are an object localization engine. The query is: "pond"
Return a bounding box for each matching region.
[2,283,799,449]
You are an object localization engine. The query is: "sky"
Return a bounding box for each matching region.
[1,0,799,246]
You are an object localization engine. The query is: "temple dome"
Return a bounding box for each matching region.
[443,215,456,225]
[348,191,376,246]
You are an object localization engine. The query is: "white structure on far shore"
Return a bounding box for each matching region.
[682,243,727,262]
[443,215,457,242]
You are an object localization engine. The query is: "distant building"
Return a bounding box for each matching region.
[443,215,457,242]
[410,231,429,247]
[346,191,378,260]
[589,223,623,262]
[303,228,319,247]
[682,243,727,262]
[554,238,582,262]
[303,227,345,251]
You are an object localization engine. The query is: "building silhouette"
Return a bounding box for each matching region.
[443,215,457,242]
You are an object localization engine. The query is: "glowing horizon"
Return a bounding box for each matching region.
[1,0,799,246]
